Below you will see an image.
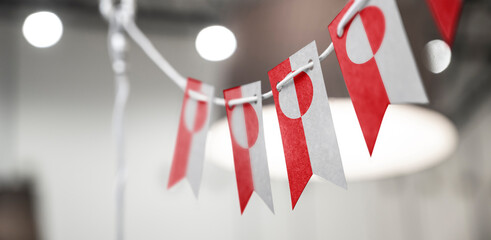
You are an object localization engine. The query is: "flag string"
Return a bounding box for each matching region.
[101,0,362,107]
[124,19,334,106]
[107,9,130,240]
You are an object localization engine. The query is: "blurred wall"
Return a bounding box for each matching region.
[0,9,17,179]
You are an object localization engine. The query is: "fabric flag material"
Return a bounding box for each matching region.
[168,78,214,197]
[426,0,462,46]
[328,0,428,155]
[268,41,346,209]
[224,81,274,214]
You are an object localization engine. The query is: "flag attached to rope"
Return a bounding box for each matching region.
[224,81,274,214]
[426,0,462,46]
[268,41,346,209]
[168,78,214,196]
[328,0,428,155]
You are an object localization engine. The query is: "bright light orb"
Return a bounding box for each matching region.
[424,39,451,74]
[23,11,63,48]
[195,25,237,62]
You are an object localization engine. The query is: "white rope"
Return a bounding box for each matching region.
[102,3,133,240]
[319,42,334,62]
[108,19,129,240]
[124,20,188,90]
[113,72,129,240]
[187,89,209,102]
[101,0,362,127]
[276,61,314,92]
[123,19,335,107]
[102,0,358,128]
[337,0,368,37]
[228,95,260,107]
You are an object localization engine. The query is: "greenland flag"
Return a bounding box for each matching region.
[168,78,214,196]
[224,81,274,214]
[268,42,346,209]
[328,0,428,155]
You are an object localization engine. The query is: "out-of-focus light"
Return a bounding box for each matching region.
[207,98,458,182]
[23,11,63,48]
[195,25,237,62]
[424,39,451,74]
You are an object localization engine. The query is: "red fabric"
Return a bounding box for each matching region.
[224,87,255,214]
[328,1,390,155]
[168,78,205,188]
[243,104,259,148]
[295,71,314,116]
[268,58,313,209]
[361,6,385,54]
[426,0,462,46]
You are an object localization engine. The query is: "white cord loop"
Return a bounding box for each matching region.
[188,90,209,102]
[276,60,314,92]
[336,0,368,37]
[228,95,260,107]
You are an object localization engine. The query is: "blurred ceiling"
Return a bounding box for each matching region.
[0,0,261,22]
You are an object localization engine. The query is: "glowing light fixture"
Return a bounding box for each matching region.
[23,11,63,48]
[424,39,451,74]
[195,25,237,62]
[207,98,458,182]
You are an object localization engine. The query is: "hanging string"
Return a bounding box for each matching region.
[123,20,188,90]
[101,0,356,106]
[123,19,335,107]
[276,60,315,92]
[101,0,134,240]
[109,17,129,240]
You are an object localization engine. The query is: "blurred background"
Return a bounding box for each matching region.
[0,0,490,239]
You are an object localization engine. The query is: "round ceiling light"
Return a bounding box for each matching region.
[195,25,237,62]
[23,11,63,48]
[206,98,458,182]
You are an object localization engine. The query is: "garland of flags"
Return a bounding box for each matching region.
[102,0,462,226]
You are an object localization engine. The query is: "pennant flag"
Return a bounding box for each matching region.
[426,0,462,46]
[268,41,346,209]
[224,81,274,214]
[168,78,214,196]
[328,0,428,155]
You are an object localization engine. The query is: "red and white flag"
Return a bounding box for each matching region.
[168,78,214,196]
[328,0,428,155]
[224,81,274,214]
[426,0,462,46]
[268,42,346,209]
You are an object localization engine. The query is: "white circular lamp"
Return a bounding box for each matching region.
[195,25,237,62]
[206,98,458,182]
[23,11,63,48]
